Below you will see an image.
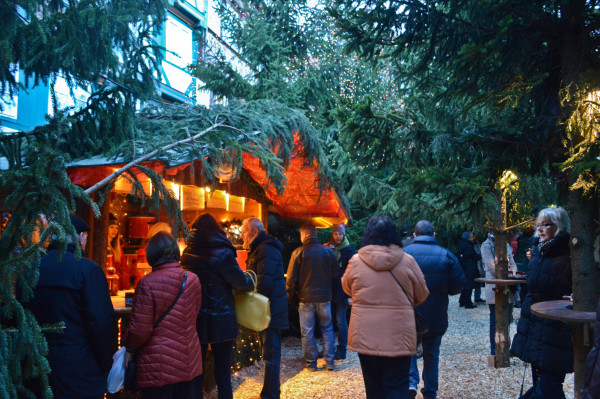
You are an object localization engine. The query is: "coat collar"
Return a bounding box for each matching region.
[151,261,181,272]
[412,235,438,245]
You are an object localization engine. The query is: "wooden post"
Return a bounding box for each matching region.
[494,190,511,368]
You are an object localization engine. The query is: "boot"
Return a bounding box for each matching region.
[518,386,535,399]
[335,346,346,360]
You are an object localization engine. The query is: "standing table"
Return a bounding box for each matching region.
[530,300,596,398]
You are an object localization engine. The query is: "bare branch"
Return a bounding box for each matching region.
[84,122,225,195]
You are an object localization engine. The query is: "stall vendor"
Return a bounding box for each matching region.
[108,214,129,290]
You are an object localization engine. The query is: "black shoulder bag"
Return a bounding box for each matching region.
[388,270,429,336]
[124,273,188,392]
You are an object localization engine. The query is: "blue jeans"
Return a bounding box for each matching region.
[489,304,513,356]
[409,334,443,399]
[259,329,282,399]
[334,300,349,349]
[196,341,233,399]
[298,302,335,367]
[359,354,411,399]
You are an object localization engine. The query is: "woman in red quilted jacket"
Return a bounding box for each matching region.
[125,232,203,399]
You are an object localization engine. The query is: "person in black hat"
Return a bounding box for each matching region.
[27,214,115,399]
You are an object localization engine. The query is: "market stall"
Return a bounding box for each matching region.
[64,139,349,390]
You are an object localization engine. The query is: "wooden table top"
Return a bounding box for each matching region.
[530,300,596,324]
[474,278,526,285]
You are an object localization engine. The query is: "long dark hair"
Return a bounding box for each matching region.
[188,213,227,244]
[146,231,180,267]
[361,215,403,247]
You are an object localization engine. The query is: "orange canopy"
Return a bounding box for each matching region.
[242,152,346,220]
[67,155,347,222]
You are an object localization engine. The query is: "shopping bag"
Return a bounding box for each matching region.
[234,270,271,331]
[107,346,126,393]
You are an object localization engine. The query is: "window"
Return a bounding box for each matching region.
[47,74,89,116]
[166,16,193,69]
[0,67,19,119]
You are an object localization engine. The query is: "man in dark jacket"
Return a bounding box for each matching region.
[286,223,339,371]
[324,223,356,360]
[28,215,115,399]
[457,231,482,308]
[242,217,288,399]
[403,220,466,399]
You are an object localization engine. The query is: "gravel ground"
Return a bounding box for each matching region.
[206,295,575,398]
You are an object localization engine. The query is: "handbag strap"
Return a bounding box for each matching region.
[245,270,258,292]
[153,272,187,329]
[388,270,415,309]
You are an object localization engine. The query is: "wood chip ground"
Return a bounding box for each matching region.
[205,295,575,398]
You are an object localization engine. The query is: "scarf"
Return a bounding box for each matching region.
[537,236,556,253]
[330,236,350,262]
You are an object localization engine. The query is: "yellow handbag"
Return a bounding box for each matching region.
[234,270,271,331]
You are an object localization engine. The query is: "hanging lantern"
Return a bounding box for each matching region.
[214,162,240,183]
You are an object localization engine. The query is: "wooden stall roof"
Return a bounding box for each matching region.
[66,153,348,223]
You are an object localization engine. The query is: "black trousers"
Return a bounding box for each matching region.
[358,353,411,399]
[141,375,198,399]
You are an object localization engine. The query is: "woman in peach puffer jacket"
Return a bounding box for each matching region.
[342,215,429,399]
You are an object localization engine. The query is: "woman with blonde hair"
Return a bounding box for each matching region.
[511,206,572,399]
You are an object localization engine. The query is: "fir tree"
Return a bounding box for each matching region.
[329,0,600,381]
[1,1,339,397]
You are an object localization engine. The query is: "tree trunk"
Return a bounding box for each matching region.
[569,184,600,396]
[560,2,598,396]
[494,190,511,368]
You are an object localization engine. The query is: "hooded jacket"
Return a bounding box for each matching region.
[342,244,429,357]
[125,262,202,389]
[181,230,253,342]
[245,231,289,330]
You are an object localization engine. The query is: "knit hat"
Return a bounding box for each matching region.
[332,223,346,235]
[108,213,119,226]
[70,214,90,234]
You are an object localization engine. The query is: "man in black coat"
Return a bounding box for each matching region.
[403,220,466,399]
[458,231,482,309]
[286,223,339,371]
[323,223,356,360]
[242,218,288,399]
[27,215,115,399]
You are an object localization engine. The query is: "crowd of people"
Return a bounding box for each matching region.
[26,206,600,399]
